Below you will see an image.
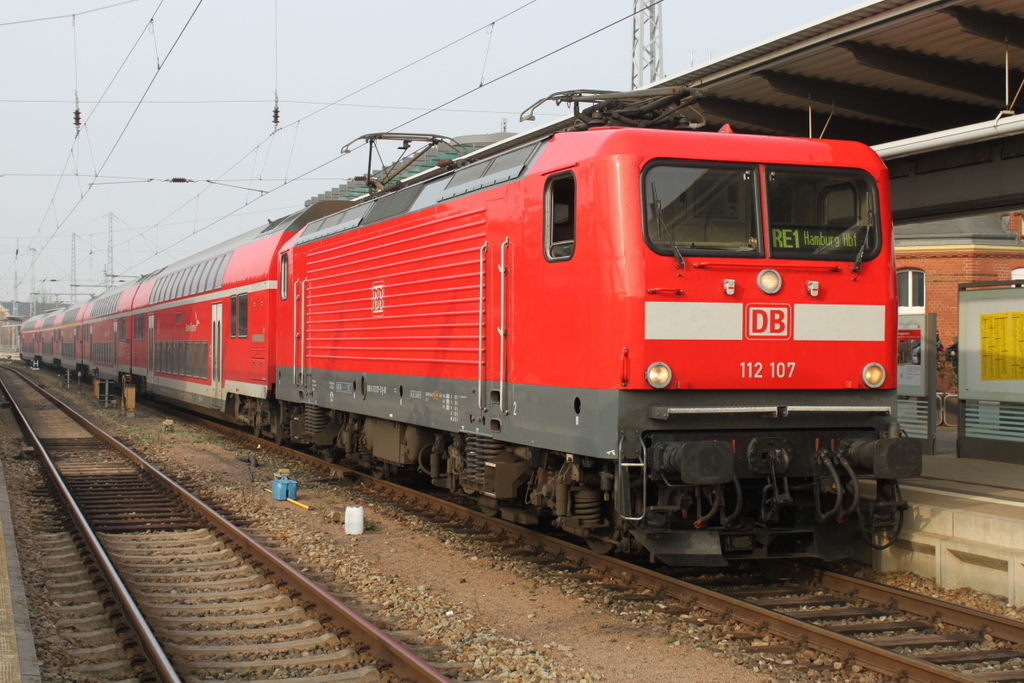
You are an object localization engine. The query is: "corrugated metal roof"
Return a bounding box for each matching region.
[649,0,1024,143]
[464,0,1024,156]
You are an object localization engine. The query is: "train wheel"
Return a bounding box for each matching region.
[586,537,615,555]
[269,404,285,446]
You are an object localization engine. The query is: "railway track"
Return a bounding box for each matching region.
[141,393,1024,683]
[0,367,456,683]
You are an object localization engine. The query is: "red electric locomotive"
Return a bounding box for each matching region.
[269,124,920,564]
[22,114,921,565]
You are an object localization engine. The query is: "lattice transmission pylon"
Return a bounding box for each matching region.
[631,0,664,89]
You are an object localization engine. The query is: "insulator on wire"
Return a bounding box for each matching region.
[170,177,189,183]
[272,105,280,128]
[73,108,82,132]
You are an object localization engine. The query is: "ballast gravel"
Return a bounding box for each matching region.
[2,371,1019,683]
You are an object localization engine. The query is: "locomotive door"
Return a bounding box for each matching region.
[211,303,224,402]
[293,278,307,388]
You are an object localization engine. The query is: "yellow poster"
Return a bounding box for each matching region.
[980,312,1024,380]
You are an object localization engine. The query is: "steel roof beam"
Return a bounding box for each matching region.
[842,41,1016,104]
[697,96,923,144]
[941,6,1024,49]
[758,71,993,132]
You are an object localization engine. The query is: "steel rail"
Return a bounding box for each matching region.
[366,483,982,683]
[808,566,1024,645]
[169,406,991,683]
[148,397,1024,683]
[0,371,182,683]
[6,369,454,683]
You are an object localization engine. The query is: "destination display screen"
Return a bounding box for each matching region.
[769,225,865,254]
[766,168,878,261]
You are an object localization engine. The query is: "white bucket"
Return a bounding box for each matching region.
[344,506,364,535]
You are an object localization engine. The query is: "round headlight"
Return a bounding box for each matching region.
[862,363,885,388]
[646,362,673,389]
[757,268,782,295]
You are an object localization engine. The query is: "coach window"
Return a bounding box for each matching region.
[238,292,249,338]
[897,269,925,313]
[280,254,289,300]
[544,173,576,261]
[184,265,199,296]
[196,259,213,294]
[203,257,220,292]
[214,254,230,289]
[230,295,238,338]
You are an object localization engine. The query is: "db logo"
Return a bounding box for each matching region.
[745,304,791,339]
[371,281,385,316]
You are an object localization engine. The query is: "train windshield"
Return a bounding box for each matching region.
[766,167,879,262]
[643,163,760,256]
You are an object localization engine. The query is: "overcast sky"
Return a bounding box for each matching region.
[1,0,869,307]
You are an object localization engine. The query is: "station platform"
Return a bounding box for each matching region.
[867,425,1024,607]
[0,455,41,682]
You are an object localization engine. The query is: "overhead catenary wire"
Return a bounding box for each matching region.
[28,0,204,286]
[0,1,139,27]
[480,23,495,87]
[6,0,556,285]
[15,0,659,297]
[272,0,280,130]
[72,15,82,136]
[122,0,667,277]
[112,0,547,272]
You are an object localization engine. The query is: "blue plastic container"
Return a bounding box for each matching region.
[271,477,293,501]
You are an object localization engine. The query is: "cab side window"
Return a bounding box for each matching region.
[280,254,289,300]
[545,173,576,261]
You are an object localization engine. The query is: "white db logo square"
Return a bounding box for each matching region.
[745,304,790,339]
[371,282,385,316]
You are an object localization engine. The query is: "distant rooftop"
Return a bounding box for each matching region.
[895,214,1022,247]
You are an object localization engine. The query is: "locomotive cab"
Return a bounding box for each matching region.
[607,135,922,564]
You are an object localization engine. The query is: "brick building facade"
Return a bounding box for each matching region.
[894,213,1024,391]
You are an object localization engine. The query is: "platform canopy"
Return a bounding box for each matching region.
[656,0,1024,222]
[473,1,1024,224]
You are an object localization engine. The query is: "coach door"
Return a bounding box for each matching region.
[147,315,155,383]
[211,303,224,401]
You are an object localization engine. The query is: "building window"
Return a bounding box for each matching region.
[1011,267,1024,281]
[897,269,925,312]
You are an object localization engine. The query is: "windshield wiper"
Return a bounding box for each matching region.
[651,184,685,269]
[852,208,874,273]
